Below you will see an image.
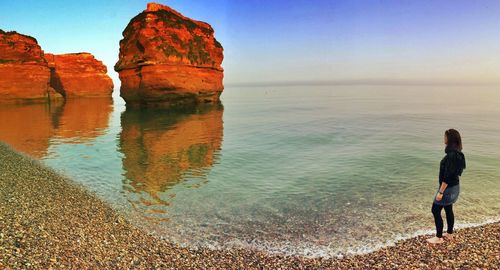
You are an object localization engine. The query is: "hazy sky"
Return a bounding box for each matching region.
[1,0,500,86]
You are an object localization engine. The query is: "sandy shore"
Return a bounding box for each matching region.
[0,142,498,269]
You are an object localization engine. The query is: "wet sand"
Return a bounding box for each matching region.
[0,142,498,269]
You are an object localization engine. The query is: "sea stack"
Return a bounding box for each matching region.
[114,2,224,107]
[45,53,113,97]
[0,30,62,102]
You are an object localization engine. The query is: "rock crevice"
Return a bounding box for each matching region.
[45,53,113,97]
[0,30,59,102]
[0,30,113,102]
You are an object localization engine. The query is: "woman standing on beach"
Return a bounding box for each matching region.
[427,129,466,244]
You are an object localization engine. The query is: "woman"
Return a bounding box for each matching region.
[426,129,466,244]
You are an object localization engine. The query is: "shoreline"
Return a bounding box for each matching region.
[0,142,498,269]
[205,215,500,260]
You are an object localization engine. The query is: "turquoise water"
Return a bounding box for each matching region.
[1,85,499,257]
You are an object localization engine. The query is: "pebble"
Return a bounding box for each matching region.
[0,143,499,269]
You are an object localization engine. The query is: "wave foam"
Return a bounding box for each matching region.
[180,216,500,259]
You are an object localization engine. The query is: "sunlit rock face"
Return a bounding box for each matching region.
[45,53,113,97]
[0,30,61,102]
[115,2,224,107]
[119,104,223,213]
[0,29,112,102]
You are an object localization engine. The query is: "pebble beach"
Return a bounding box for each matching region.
[0,142,499,270]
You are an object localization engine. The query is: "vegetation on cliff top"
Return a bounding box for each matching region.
[154,9,213,35]
[122,9,213,39]
[0,29,39,43]
[153,34,213,66]
[116,7,221,70]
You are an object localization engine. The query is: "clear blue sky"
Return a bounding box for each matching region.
[1,0,500,86]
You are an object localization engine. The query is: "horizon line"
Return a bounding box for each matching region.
[225,79,500,88]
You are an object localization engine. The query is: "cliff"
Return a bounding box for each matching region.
[0,29,113,102]
[0,30,62,102]
[45,53,113,97]
[114,2,224,107]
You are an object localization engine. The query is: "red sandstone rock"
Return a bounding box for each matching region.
[0,30,61,102]
[0,29,112,101]
[115,2,224,106]
[45,53,113,97]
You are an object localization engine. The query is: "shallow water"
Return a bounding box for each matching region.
[1,85,499,257]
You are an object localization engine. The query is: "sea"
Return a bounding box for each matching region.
[1,84,499,257]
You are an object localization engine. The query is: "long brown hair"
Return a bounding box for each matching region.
[445,129,463,151]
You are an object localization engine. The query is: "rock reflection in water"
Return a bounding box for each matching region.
[0,102,63,158]
[0,98,112,158]
[53,98,113,143]
[119,104,223,220]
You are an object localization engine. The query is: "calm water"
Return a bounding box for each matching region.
[1,85,499,257]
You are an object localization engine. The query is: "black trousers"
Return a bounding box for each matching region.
[431,203,454,238]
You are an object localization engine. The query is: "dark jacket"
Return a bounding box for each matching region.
[439,145,466,187]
